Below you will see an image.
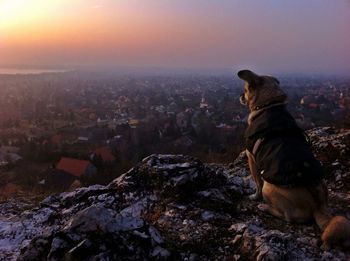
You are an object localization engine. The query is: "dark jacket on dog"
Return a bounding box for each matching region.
[245,105,324,186]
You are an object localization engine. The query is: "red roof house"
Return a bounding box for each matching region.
[56,157,97,178]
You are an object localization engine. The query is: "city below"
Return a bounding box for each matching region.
[0,70,349,197]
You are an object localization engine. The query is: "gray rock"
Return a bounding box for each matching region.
[1,128,350,260]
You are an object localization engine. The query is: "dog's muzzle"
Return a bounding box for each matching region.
[240,93,247,106]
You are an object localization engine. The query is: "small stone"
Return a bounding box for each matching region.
[229,223,247,234]
[189,253,199,261]
[150,246,170,260]
[201,211,215,221]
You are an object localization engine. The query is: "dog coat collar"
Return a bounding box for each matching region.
[248,101,288,125]
[253,100,288,111]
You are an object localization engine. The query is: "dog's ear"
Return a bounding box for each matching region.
[237,70,263,88]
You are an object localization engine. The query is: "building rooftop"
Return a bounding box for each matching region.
[56,157,91,177]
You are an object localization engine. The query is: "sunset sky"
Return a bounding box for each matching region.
[0,0,349,74]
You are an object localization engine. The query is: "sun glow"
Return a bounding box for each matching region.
[0,0,63,30]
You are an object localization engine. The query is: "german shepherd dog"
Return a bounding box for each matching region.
[238,69,350,250]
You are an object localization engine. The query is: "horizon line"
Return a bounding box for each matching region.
[0,64,349,77]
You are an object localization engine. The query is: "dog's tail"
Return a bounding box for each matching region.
[318,215,350,250]
[308,182,350,250]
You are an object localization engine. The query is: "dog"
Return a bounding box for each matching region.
[238,69,350,250]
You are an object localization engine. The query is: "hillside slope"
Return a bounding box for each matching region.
[0,127,349,260]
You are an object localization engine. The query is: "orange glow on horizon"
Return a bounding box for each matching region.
[0,0,349,73]
[0,0,212,63]
[0,0,60,30]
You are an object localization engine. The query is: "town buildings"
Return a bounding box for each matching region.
[0,72,349,192]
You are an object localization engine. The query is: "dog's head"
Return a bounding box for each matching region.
[237,69,287,111]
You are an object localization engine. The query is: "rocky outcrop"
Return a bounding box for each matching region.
[0,127,349,260]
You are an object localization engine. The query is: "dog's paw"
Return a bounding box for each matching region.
[320,242,331,252]
[248,191,262,201]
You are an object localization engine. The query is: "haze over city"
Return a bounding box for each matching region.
[1,0,349,74]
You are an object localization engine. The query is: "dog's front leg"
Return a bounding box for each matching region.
[246,150,263,200]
